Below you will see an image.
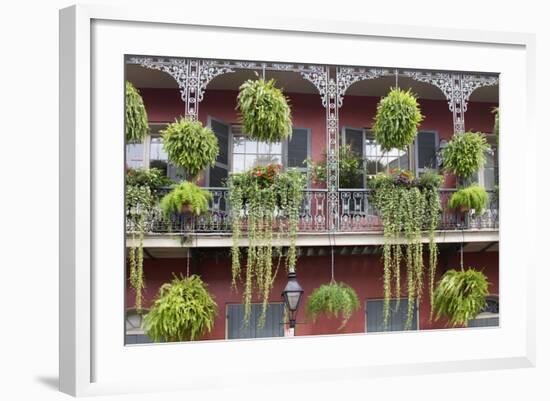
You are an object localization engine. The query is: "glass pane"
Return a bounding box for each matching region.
[244,155,256,170]
[233,136,245,153]
[210,165,228,187]
[150,137,168,161]
[417,132,437,170]
[344,128,363,156]
[270,142,282,154]
[245,139,257,153]
[126,143,144,168]
[258,141,270,154]
[233,154,245,173]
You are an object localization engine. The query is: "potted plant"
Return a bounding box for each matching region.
[305,144,363,188]
[160,117,219,180]
[159,181,212,217]
[125,81,149,143]
[368,168,442,328]
[448,184,489,215]
[236,77,292,143]
[143,274,218,342]
[442,131,489,180]
[433,268,489,326]
[372,87,424,151]
[306,281,360,329]
[228,164,306,327]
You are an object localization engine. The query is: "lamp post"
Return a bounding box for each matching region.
[281,270,304,337]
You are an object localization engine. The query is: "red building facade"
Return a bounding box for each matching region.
[125,58,499,342]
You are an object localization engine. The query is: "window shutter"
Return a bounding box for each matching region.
[416,131,439,174]
[287,128,310,169]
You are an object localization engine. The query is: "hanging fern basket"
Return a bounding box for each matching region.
[306,282,360,329]
[143,274,218,342]
[372,87,424,151]
[161,118,219,180]
[433,268,489,327]
[236,78,293,143]
[125,81,149,143]
[442,131,489,179]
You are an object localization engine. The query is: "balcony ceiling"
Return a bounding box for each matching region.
[126,64,498,103]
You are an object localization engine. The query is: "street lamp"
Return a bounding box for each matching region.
[281,270,304,335]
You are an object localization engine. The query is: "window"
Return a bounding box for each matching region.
[477,134,498,190]
[231,125,283,173]
[126,142,144,168]
[226,303,285,339]
[207,117,231,187]
[415,131,439,175]
[468,296,499,328]
[341,127,411,187]
[125,309,152,344]
[366,298,419,332]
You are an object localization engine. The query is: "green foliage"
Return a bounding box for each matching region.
[448,185,489,215]
[236,78,292,143]
[143,274,218,342]
[306,144,363,188]
[228,164,306,327]
[126,167,173,194]
[418,169,444,189]
[159,181,212,217]
[306,282,360,329]
[492,107,499,139]
[442,131,489,178]
[161,117,219,180]
[125,81,149,143]
[433,268,489,327]
[372,88,424,151]
[369,169,442,329]
[126,183,155,313]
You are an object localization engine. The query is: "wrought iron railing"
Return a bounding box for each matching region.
[126,187,498,234]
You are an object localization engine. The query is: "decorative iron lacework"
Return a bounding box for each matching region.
[402,71,499,134]
[336,67,391,107]
[126,56,498,228]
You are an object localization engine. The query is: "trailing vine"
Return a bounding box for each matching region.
[228,164,305,327]
[370,169,442,329]
[126,183,155,314]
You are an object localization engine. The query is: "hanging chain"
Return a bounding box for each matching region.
[460,229,465,272]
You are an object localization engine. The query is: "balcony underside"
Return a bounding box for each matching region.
[127,229,499,253]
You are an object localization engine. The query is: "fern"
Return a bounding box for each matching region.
[161,117,219,180]
[442,131,489,179]
[125,81,149,143]
[159,181,212,217]
[143,274,218,342]
[306,282,360,329]
[372,88,424,151]
[236,77,292,143]
[433,268,489,327]
[448,185,489,215]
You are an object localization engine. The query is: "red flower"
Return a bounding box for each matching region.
[277,164,282,170]
[257,171,262,176]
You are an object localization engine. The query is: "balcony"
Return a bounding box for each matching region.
[126,187,499,236]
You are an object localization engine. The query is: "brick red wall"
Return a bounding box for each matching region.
[127,250,499,339]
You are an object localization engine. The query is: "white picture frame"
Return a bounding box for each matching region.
[59,4,536,396]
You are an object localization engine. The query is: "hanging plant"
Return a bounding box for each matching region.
[228,164,305,327]
[448,184,489,215]
[442,131,489,179]
[126,182,155,314]
[126,167,174,195]
[306,282,360,329]
[125,81,149,143]
[372,87,424,151]
[305,144,363,188]
[369,168,442,329]
[492,107,499,139]
[161,117,219,180]
[160,181,212,217]
[143,274,218,342]
[236,77,292,143]
[433,268,489,326]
